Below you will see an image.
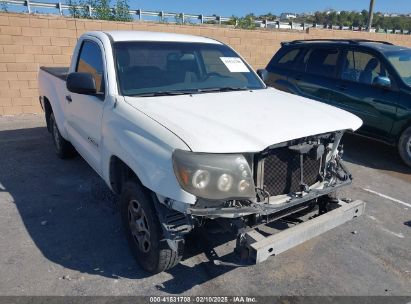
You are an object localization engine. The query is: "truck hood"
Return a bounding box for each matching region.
[125,87,362,153]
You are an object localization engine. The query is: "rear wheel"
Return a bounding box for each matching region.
[398,126,411,167]
[120,181,183,273]
[49,113,75,159]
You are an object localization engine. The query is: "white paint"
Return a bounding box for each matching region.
[126,88,363,153]
[363,188,411,208]
[220,57,250,72]
[367,215,377,221]
[380,227,405,239]
[366,215,405,239]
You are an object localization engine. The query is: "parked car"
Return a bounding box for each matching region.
[38,31,363,273]
[259,39,411,167]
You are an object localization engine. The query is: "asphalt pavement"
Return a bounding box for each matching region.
[0,114,410,296]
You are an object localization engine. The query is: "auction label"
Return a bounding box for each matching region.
[149,296,257,303]
[219,57,250,72]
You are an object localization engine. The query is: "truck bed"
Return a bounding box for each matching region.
[40,67,69,81]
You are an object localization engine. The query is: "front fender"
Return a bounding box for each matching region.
[101,99,196,204]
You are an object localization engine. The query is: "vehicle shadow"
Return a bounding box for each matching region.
[342,133,411,176]
[0,126,241,291]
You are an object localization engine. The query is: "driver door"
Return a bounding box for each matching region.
[66,39,106,174]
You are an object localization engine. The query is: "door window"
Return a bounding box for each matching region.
[341,51,388,85]
[267,48,303,71]
[76,41,105,94]
[303,48,339,77]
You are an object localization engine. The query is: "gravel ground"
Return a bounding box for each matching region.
[0,114,410,296]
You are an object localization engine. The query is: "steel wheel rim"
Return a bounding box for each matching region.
[128,199,151,253]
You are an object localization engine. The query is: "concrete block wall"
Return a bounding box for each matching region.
[0,12,411,115]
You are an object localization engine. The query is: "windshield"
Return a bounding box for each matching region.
[386,49,411,87]
[113,41,264,96]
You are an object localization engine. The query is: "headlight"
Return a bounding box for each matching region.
[172,149,256,200]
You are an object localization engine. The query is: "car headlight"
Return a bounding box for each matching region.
[172,149,256,200]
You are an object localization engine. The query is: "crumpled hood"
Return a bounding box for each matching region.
[125,87,362,153]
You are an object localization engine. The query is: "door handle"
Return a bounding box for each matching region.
[293,75,302,81]
[66,95,72,103]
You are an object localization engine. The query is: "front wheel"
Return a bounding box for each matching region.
[398,126,411,167]
[120,181,183,273]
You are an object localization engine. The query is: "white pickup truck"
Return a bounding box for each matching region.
[38,30,365,274]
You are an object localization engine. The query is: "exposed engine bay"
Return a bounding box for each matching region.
[188,130,351,223]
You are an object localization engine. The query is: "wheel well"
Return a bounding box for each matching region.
[109,156,142,195]
[43,97,52,133]
[397,120,411,143]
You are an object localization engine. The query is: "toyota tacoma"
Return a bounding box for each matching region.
[38,31,364,273]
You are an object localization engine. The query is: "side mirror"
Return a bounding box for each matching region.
[373,76,391,88]
[67,72,96,95]
[257,69,268,82]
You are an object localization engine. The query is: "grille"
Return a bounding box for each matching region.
[260,147,322,197]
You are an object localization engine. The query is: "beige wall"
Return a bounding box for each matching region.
[1,12,411,115]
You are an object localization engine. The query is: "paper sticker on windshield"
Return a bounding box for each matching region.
[220,57,250,73]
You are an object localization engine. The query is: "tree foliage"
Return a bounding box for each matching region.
[67,0,132,22]
[227,10,411,31]
[1,1,8,12]
[226,13,256,29]
[114,0,132,22]
[94,0,112,20]
[301,10,411,30]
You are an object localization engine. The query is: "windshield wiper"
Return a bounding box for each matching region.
[129,87,251,97]
[129,90,194,97]
[196,87,250,93]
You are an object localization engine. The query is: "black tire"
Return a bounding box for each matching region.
[398,126,411,167]
[120,181,183,273]
[49,113,75,159]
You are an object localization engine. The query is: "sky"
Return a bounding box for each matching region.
[6,0,411,17]
[127,0,411,17]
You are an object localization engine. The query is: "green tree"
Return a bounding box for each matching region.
[229,13,256,29]
[227,15,239,26]
[238,14,256,29]
[259,12,276,21]
[67,0,82,18]
[94,0,112,20]
[67,0,96,19]
[114,0,132,21]
[328,11,338,25]
[314,11,326,25]
[1,1,8,12]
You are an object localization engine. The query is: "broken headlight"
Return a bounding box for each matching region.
[172,149,256,200]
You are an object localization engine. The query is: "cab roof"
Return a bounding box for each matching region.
[102,30,222,44]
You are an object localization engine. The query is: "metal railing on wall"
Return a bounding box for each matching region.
[0,0,232,24]
[0,0,409,34]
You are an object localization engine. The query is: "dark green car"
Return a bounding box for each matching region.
[260,39,411,167]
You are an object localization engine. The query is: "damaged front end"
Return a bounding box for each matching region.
[184,130,351,223]
[157,130,357,259]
